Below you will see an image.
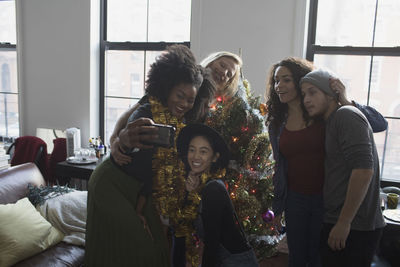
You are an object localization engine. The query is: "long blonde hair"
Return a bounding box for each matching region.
[200,51,243,98]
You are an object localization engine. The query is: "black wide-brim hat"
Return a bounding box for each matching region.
[177,123,230,170]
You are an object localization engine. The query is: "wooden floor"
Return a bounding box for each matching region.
[259,252,288,267]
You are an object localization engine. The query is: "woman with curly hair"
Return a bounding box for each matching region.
[110,51,242,166]
[265,57,387,267]
[84,44,215,267]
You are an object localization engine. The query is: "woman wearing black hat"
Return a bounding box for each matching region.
[176,124,259,267]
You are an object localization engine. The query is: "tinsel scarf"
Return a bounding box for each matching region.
[149,96,199,266]
[149,96,226,266]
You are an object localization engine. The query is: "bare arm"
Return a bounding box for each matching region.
[328,168,374,251]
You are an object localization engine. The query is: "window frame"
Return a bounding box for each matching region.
[0,1,18,138]
[99,0,190,143]
[306,0,400,183]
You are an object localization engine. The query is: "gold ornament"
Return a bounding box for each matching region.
[259,103,268,116]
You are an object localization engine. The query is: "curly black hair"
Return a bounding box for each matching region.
[265,57,314,133]
[145,44,214,122]
[146,45,202,104]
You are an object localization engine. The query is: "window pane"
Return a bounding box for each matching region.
[381,118,400,182]
[106,50,145,98]
[105,97,139,146]
[313,54,371,105]
[107,0,147,42]
[148,0,191,42]
[0,51,18,93]
[0,93,19,137]
[0,0,16,44]
[316,0,375,46]
[373,129,385,170]
[368,56,400,117]
[374,0,400,47]
[145,50,162,82]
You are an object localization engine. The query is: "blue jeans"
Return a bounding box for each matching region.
[216,244,259,267]
[285,190,324,267]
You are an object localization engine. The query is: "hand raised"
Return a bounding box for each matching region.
[185,171,201,192]
[118,117,159,151]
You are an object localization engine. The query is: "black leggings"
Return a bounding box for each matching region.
[172,235,186,267]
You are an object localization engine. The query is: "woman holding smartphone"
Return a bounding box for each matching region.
[110,51,243,165]
[84,45,215,267]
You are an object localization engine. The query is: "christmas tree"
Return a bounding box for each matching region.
[206,78,281,259]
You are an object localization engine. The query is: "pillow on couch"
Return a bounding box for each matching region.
[0,197,64,267]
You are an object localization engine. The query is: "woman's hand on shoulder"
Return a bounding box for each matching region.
[329,77,352,105]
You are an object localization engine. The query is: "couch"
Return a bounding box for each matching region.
[0,163,84,267]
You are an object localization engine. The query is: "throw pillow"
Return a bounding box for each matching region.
[0,197,64,267]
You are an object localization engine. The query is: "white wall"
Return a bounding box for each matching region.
[16,0,99,145]
[16,0,307,144]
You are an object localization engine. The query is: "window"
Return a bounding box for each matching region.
[0,0,19,138]
[306,0,400,182]
[100,0,191,144]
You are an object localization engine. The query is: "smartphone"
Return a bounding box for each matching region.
[143,123,176,148]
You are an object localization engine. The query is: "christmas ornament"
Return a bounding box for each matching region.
[262,210,274,223]
[259,103,268,116]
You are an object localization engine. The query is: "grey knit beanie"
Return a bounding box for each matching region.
[300,69,335,97]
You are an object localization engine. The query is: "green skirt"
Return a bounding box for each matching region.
[84,157,170,267]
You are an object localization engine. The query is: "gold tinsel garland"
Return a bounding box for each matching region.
[149,96,226,267]
[149,96,186,218]
[243,132,272,170]
[173,169,226,267]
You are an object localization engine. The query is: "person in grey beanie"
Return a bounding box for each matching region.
[301,69,385,267]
